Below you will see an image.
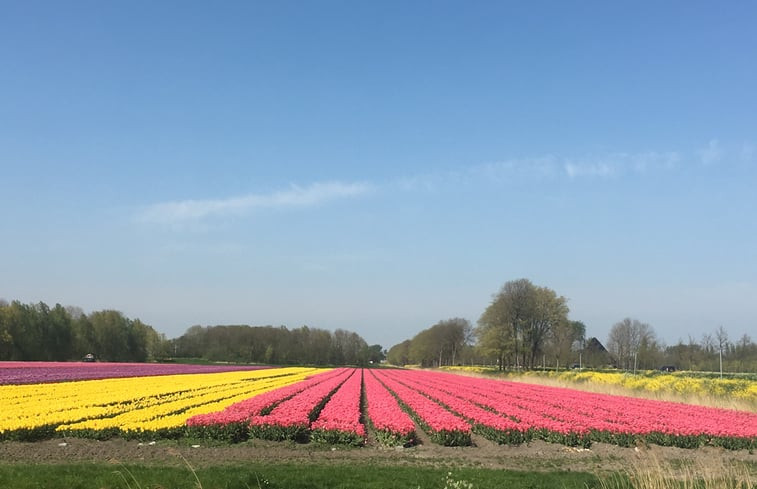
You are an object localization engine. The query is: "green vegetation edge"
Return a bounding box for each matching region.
[0,462,602,489]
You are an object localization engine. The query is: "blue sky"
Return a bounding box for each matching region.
[2,1,756,348]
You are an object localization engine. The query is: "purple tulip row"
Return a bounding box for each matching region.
[0,361,270,385]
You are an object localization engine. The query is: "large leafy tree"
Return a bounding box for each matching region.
[476,278,569,369]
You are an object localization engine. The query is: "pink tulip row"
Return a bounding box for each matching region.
[389,370,592,445]
[248,368,356,441]
[186,368,347,427]
[0,361,270,385]
[182,368,756,449]
[371,369,471,446]
[392,370,757,449]
[363,369,416,446]
[377,369,534,445]
[310,368,365,445]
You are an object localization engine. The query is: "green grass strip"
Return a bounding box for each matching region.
[0,462,603,489]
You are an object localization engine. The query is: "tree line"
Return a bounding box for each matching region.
[386,278,757,373]
[606,317,757,373]
[0,300,167,362]
[0,299,383,366]
[173,324,384,366]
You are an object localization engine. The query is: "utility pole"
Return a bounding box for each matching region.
[633,351,638,375]
[719,347,723,380]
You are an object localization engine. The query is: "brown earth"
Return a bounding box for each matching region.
[1,435,754,478]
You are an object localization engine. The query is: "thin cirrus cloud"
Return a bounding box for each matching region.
[393,149,684,193]
[137,181,372,224]
[563,151,681,178]
[466,149,682,184]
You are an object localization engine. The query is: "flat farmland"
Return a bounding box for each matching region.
[1,362,755,488]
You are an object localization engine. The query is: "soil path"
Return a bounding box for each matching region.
[1,437,754,477]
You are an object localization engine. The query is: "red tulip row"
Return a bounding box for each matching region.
[363,369,416,446]
[310,369,365,445]
[249,368,355,442]
[371,369,471,446]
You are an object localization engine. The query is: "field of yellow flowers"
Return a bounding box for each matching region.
[0,365,322,440]
[442,366,757,408]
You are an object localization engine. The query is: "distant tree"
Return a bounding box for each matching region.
[606,318,656,371]
[408,327,440,367]
[90,310,131,362]
[170,323,371,366]
[362,344,385,364]
[700,333,715,355]
[0,303,14,359]
[6,301,41,360]
[175,325,207,358]
[331,329,368,365]
[65,305,85,320]
[715,325,730,376]
[476,279,569,369]
[715,325,729,354]
[305,328,328,365]
[149,332,173,361]
[546,320,586,369]
[386,340,411,366]
[404,318,473,367]
[436,318,472,366]
[126,318,151,362]
[733,334,757,372]
[48,304,74,361]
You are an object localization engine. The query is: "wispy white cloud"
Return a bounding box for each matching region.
[564,159,617,178]
[137,181,372,224]
[698,139,723,165]
[563,151,680,178]
[395,141,747,190]
[395,149,686,192]
[628,151,681,173]
[472,156,560,182]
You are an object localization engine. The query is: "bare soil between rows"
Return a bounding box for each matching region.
[1,436,754,476]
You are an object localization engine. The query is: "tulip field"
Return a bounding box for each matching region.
[1,362,756,451]
[0,361,273,385]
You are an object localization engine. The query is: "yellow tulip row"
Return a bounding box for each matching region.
[441,366,757,404]
[0,367,323,437]
[566,370,757,403]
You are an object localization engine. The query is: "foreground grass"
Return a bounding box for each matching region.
[0,462,601,489]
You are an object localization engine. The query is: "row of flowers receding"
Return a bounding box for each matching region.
[0,361,272,385]
[382,370,757,450]
[187,368,757,449]
[1,365,755,449]
[187,368,416,446]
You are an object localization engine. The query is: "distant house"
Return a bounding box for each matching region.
[582,337,614,368]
